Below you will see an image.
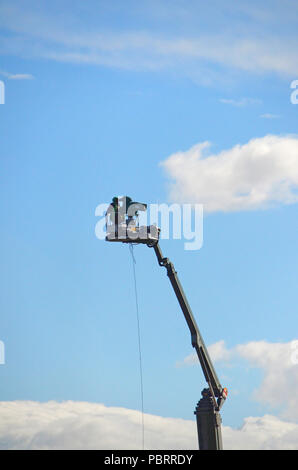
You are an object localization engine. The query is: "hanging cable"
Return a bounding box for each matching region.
[129,243,145,450]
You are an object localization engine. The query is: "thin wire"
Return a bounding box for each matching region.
[129,243,145,450]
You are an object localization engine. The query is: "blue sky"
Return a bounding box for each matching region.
[0,0,298,450]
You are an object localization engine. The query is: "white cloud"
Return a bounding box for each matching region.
[177,339,231,367]
[160,135,298,213]
[260,113,281,119]
[220,97,262,107]
[0,70,34,80]
[0,400,298,450]
[8,73,34,80]
[0,2,298,79]
[179,339,298,421]
[224,414,298,450]
[235,340,298,420]
[0,400,197,450]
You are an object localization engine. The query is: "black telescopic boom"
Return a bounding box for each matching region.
[151,242,227,450]
[152,242,222,397]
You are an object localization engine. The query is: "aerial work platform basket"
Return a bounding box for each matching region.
[105,195,160,245]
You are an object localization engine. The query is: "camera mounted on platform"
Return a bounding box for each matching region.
[105,195,159,245]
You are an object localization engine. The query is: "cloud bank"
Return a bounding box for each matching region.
[161,135,298,213]
[0,400,298,450]
[1,340,297,450]
[0,401,196,450]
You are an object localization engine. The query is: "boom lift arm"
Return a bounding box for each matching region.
[105,196,228,450]
[150,242,227,450]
